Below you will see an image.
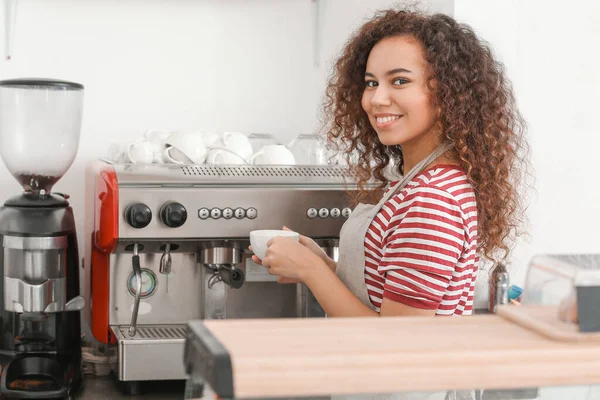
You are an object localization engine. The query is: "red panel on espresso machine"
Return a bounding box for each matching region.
[89,160,119,344]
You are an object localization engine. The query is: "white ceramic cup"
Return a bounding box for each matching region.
[146,131,171,164]
[249,145,296,165]
[200,132,221,148]
[164,131,207,164]
[209,132,253,161]
[249,229,300,260]
[124,141,154,164]
[205,148,248,165]
[163,147,190,164]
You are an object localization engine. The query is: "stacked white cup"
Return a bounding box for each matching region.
[248,145,296,165]
[106,141,153,164]
[143,129,172,164]
[106,131,286,165]
[163,132,208,164]
[205,132,254,165]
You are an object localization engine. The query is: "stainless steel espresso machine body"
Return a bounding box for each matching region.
[84,161,354,390]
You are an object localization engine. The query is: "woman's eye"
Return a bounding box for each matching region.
[393,78,409,85]
[365,80,378,88]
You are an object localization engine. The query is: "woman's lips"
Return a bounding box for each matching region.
[375,115,403,128]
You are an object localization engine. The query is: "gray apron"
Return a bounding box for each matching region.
[336,142,453,308]
[333,142,473,400]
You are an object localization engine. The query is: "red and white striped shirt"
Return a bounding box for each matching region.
[364,164,478,315]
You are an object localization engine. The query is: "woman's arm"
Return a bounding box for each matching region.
[325,258,338,273]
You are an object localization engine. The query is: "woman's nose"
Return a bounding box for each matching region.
[371,86,392,107]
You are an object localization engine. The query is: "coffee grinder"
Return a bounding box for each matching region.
[0,79,85,399]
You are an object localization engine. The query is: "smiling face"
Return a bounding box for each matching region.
[361,35,440,154]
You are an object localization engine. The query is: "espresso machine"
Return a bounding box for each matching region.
[83,161,352,394]
[0,79,85,398]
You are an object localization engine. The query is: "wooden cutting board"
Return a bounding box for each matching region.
[197,315,600,398]
[497,304,600,342]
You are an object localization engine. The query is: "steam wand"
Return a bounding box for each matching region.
[128,244,142,337]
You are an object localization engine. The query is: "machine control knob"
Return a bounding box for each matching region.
[234,208,245,219]
[211,208,222,219]
[246,208,258,219]
[160,202,188,228]
[306,208,318,219]
[222,208,234,219]
[342,208,352,218]
[198,208,210,219]
[330,208,341,219]
[318,208,329,218]
[125,203,152,229]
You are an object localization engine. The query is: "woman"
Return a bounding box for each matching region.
[254,8,528,319]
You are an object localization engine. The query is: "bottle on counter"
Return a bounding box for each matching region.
[489,263,509,313]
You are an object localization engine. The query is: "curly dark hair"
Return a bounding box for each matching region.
[322,7,530,263]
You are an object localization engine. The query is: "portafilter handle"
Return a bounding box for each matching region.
[206,264,245,289]
[128,244,142,337]
[218,264,245,289]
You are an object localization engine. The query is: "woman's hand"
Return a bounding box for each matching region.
[250,226,336,283]
[262,236,328,283]
[281,226,337,272]
[250,252,299,284]
[250,245,302,284]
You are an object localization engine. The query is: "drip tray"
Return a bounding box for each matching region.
[111,325,187,381]
[117,325,187,341]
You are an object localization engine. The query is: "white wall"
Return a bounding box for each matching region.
[2,0,597,292]
[0,0,452,262]
[0,0,453,268]
[454,0,600,291]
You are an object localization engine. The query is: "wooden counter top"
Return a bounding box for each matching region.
[184,315,600,398]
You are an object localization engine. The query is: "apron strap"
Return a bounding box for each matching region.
[368,141,454,217]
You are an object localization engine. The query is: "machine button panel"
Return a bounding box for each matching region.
[307,207,350,219]
[125,203,152,229]
[198,207,258,220]
[200,206,349,220]
[246,208,258,219]
[198,208,210,219]
[222,208,234,219]
[330,208,341,218]
[160,202,188,228]
[210,208,222,219]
